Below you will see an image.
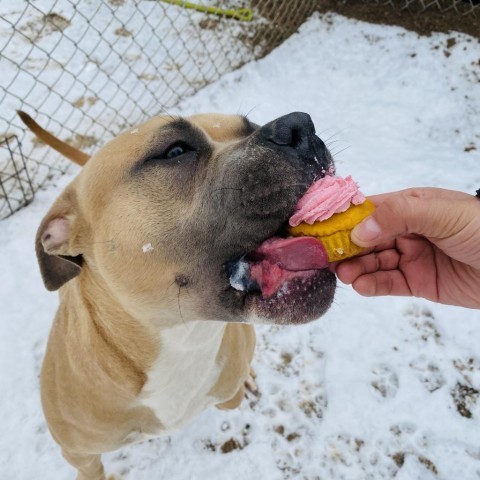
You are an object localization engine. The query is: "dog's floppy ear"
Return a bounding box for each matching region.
[36,190,84,291]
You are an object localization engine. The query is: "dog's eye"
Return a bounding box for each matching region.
[165,142,191,159]
[144,141,198,165]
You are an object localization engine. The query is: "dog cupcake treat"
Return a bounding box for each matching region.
[288,175,375,262]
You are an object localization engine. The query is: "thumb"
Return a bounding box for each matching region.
[350,215,383,247]
[350,188,476,248]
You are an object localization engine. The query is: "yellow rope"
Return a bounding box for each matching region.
[159,0,253,22]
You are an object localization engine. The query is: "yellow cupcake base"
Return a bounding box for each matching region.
[288,199,375,262]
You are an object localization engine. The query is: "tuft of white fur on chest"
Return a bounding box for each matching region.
[139,320,227,433]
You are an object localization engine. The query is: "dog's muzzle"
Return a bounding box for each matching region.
[219,112,337,325]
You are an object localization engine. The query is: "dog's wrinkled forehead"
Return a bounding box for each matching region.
[187,113,256,142]
[76,113,255,212]
[102,113,254,162]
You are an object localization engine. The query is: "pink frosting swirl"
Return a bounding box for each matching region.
[289,175,365,227]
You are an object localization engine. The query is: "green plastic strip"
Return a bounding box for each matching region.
[159,0,253,22]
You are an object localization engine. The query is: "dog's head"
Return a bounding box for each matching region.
[34,112,336,326]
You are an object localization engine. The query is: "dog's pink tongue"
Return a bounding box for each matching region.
[249,237,328,297]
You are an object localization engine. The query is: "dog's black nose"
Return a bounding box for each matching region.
[260,112,319,156]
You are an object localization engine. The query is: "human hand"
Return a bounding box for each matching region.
[335,188,480,309]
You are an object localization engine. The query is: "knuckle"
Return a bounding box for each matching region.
[404,187,427,199]
[381,192,424,234]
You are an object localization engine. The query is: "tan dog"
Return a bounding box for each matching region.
[19,110,336,480]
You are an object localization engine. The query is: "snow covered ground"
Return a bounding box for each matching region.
[1,12,480,480]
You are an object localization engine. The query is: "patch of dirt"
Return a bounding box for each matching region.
[465,143,477,152]
[391,452,438,474]
[73,96,99,108]
[315,1,479,38]
[274,350,295,375]
[137,73,160,81]
[453,357,479,383]
[418,455,438,474]
[392,451,405,467]
[406,306,442,343]
[419,320,441,343]
[221,438,243,453]
[273,425,301,442]
[30,136,46,149]
[298,396,326,419]
[114,27,131,37]
[202,423,251,454]
[451,382,479,418]
[203,439,216,452]
[21,13,71,41]
[274,424,285,435]
[124,53,142,64]
[286,432,301,442]
[163,61,181,72]
[65,133,98,150]
[446,37,457,48]
[198,18,221,30]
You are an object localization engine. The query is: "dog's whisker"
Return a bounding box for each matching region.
[316,126,336,136]
[331,145,351,157]
[177,286,185,324]
[322,127,348,143]
[160,280,177,302]
[325,139,345,148]
[156,106,177,121]
[242,104,260,119]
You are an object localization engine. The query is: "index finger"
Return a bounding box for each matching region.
[366,188,472,207]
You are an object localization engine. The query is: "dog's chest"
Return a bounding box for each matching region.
[139,321,226,432]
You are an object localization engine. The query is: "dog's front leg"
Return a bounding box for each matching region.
[62,449,107,480]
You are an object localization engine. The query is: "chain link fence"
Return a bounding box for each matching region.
[0,0,316,219]
[0,0,478,219]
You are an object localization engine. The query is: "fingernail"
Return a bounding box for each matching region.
[352,217,381,244]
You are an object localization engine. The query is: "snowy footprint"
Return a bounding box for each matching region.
[370,363,399,400]
[409,356,446,393]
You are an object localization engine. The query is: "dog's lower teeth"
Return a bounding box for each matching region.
[229,259,250,292]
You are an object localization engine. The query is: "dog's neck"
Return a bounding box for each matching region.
[56,268,158,396]
[57,266,227,399]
